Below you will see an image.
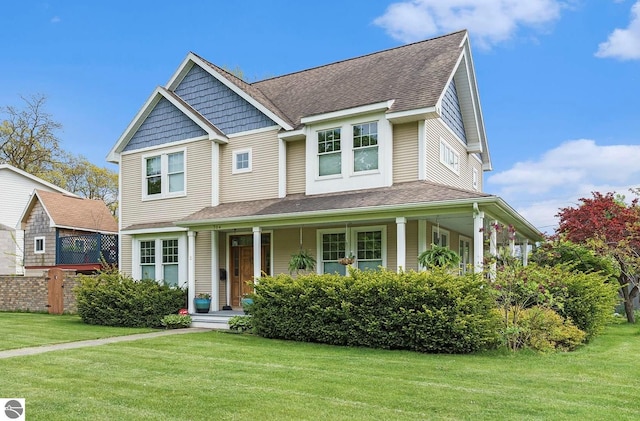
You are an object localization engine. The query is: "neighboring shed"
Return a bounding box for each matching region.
[19,190,118,275]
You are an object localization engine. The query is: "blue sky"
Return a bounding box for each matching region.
[1,1,639,233]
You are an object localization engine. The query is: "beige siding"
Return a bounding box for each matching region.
[286,140,306,195]
[120,139,213,228]
[425,118,483,191]
[405,220,419,271]
[392,122,419,183]
[195,230,211,295]
[120,234,133,276]
[220,129,280,203]
[273,227,316,275]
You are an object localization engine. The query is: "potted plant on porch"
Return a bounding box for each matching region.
[194,292,212,313]
[288,248,316,274]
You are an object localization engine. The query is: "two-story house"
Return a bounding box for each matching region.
[108,30,543,313]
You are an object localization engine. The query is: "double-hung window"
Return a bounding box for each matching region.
[318,128,341,176]
[353,122,378,172]
[432,227,450,248]
[320,232,347,275]
[355,230,383,271]
[144,150,185,198]
[138,237,182,286]
[440,139,459,174]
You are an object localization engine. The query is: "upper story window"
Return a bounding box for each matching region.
[353,122,378,172]
[472,168,479,190]
[318,128,341,176]
[440,139,459,174]
[143,149,185,199]
[34,237,45,254]
[232,148,252,174]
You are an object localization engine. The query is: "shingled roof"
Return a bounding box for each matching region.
[174,180,491,226]
[252,30,467,127]
[23,190,118,233]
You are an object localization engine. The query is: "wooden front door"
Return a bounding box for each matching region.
[229,235,270,307]
[47,268,64,314]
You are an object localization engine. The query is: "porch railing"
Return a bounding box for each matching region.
[56,233,118,266]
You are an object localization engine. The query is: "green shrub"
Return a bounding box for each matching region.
[250,268,500,353]
[228,315,254,333]
[503,306,586,352]
[160,314,192,329]
[75,269,187,328]
[520,264,618,341]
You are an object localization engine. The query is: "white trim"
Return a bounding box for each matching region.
[352,225,387,270]
[418,120,426,181]
[431,226,450,248]
[316,227,349,275]
[278,138,286,198]
[278,129,306,141]
[439,138,460,175]
[231,148,252,174]
[119,136,207,157]
[386,106,438,124]
[472,168,479,190]
[316,225,387,272]
[211,142,220,207]
[131,233,188,287]
[301,101,394,124]
[141,147,187,201]
[121,226,188,235]
[418,219,427,270]
[458,235,472,273]
[188,231,196,313]
[396,217,406,272]
[34,236,45,254]
[227,125,280,138]
[211,230,220,311]
[167,53,293,131]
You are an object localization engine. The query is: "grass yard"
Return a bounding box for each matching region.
[0,315,638,420]
[0,312,154,350]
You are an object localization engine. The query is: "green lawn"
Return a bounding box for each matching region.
[0,314,638,420]
[0,313,154,350]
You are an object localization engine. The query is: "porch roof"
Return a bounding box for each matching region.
[174,181,543,242]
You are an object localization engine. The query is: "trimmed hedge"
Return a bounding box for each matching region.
[250,268,500,353]
[75,270,187,328]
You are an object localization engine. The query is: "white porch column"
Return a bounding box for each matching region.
[490,220,498,275]
[510,237,516,257]
[396,217,406,272]
[521,239,529,266]
[187,231,196,313]
[418,219,427,271]
[211,230,219,311]
[473,209,484,273]
[253,227,262,283]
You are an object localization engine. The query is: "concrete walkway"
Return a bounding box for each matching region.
[0,328,211,359]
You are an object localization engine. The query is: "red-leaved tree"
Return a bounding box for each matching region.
[556,192,640,322]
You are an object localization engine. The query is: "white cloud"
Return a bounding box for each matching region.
[373,0,566,48]
[50,16,61,24]
[487,139,640,233]
[596,1,640,60]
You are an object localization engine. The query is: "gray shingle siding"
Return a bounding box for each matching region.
[175,65,275,134]
[441,80,467,144]
[124,97,207,152]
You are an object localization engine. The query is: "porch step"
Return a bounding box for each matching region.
[190,310,245,330]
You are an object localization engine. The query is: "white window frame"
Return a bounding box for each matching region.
[431,227,450,248]
[352,121,379,173]
[317,127,342,178]
[34,236,45,254]
[132,234,188,287]
[317,225,387,273]
[459,235,472,273]
[232,148,252,174]
[439,139,460,175]
[141,147,187,200]
[472,167,479,190]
